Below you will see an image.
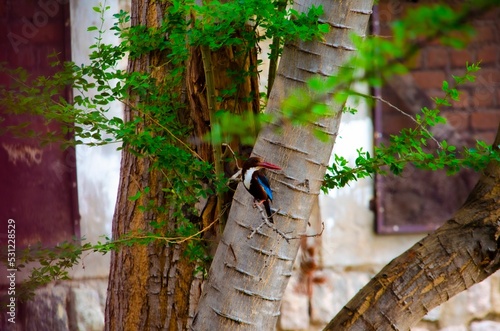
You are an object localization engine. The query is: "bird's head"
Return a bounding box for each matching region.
[243,157,282,171]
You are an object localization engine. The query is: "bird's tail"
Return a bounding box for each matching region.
[264,200,274,223]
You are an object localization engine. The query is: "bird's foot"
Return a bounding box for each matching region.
[253,199,265,209]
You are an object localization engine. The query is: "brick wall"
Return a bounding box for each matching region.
[376,2,500,234]
[384,2,500,143]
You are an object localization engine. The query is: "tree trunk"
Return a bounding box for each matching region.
[105,3,201,330]
[105,1,260,330]
[192,1,374,330]
[325,124,500,330]
[106,153,200,331]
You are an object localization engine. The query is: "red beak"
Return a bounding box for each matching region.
[258,161,282,170]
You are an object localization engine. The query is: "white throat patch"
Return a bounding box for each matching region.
[243,167,258,190]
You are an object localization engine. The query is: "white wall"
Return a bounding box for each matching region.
[70,0,125,278]
[319,86,424,268]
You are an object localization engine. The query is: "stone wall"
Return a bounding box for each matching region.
[0,279,108,331]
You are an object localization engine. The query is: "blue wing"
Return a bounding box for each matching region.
[257,175,273,201]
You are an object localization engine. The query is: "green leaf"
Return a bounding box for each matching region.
[128,191,141,201]
[442,80,449,92]
[318,24,329,34]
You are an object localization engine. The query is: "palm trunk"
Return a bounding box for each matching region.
[192,1,374,330]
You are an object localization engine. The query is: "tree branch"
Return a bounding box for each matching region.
[324,122,500,331]
[267,0,288,97]
[201,44,225,225]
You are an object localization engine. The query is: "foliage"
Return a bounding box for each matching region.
[0,0,498,301]
[0,0,328,300]
[190,0,326,50]
[8,224,215,301]
[323,62,500,190]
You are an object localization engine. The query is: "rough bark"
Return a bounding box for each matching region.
[325,124,500,330]
[186,37,260,163]
[105,2,201,330]
[192,1,374,330]
[106,1,261,330]
[106,152,200,331]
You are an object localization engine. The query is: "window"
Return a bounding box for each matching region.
[373,2,500,234]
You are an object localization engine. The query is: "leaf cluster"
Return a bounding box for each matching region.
[322,62,499,191]
[189,0,327,51]
[0,1,332,295]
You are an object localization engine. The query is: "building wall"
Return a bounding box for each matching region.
[279,116,500,331]
[278,3,500,331]
[70,0,128,280]
[1,1,125,330]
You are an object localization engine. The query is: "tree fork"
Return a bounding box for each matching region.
[106,0,263,329]
[325,123,500,330]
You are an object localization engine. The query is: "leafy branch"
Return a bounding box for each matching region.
[323,63,497,191]
[4,213,222,302]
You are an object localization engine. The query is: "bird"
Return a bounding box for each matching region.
[241,157,282,223]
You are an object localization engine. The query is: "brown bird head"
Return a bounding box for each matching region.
[242,157,282,172]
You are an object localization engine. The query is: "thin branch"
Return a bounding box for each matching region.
[291,222,325,240]
[222,143,240,168]
[354,91,441,148]
[229,169,242,183]
[267,0,288,97]
[144,112,204,160]
[247,204,291,242]
[246,204,324,242]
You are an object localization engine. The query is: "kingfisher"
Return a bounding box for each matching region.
[241,157,282,222]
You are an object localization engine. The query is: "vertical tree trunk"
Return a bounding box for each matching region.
[192,1,374,330]
[105,3,201,330]
[105,1,261,330]
[106,153,200,331]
